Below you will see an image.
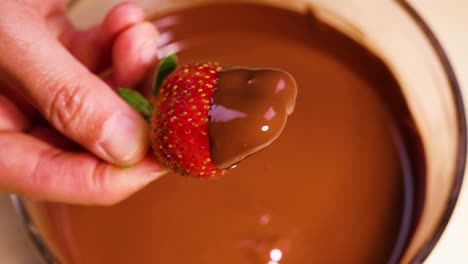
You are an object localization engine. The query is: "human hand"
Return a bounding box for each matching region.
[0,1,165,205]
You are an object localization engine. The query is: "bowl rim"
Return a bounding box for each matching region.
[395,0,467,263]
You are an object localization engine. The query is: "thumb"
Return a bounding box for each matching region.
[0,5,148,165]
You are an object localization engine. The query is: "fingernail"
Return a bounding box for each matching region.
[98,113,148,165]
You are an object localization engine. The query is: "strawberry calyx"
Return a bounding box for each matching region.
[117,54,179,121]
[117,88,153,121]
[154,54,178,97]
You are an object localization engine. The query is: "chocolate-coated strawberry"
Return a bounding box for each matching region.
[119,54,297,178]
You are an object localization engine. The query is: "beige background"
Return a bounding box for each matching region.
[0,0,467,263]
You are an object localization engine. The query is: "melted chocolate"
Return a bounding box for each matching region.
[210,68,297,169]
[22,3,422,264]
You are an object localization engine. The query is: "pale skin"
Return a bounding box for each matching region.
[0,0,166,205]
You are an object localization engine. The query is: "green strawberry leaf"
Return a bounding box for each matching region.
[117,88,153,122]
[154,54,178,97]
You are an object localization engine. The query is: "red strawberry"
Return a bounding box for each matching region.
[151,61,224,178]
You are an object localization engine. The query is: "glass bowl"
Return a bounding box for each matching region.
[14,0,466,263]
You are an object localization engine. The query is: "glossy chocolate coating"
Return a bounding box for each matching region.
[210,67,297,169]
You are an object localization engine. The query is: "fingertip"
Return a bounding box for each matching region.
[90,155,167,205]
[112,21,159,87]
[102,2,146,41]
[62,3,148,72]
[126,155,168,187]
